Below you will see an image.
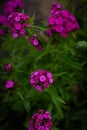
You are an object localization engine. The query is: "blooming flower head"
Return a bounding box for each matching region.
[4,0,24,16]
[48,3,80,37]
[4,64,11,71]
[29,110,53,130]
[7,12,30,38]
[30,35,43,51]
[5,80,14,89]
[30,70,54,92]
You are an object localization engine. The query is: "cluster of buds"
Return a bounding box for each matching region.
[7,12,31,38]
[48,3,80,37]
[30,70,54,92]
[29,109,53,130]
[30,35,43,51]
[4,63,11,71]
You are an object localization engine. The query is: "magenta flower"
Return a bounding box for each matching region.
[45,29,53,37]
[30,70,54,92]
[29,110,53,130]
[4,64,11,71]
[20,29,25,35]
[30,36,39,46]
[0,14,7,26]
[7,12,30,38]
[3,0,24,16]
[30,35,43,51]
[48,3,80,37]
[5,80,14,89]
[12,33,19,38]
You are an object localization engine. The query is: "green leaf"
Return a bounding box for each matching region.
[77,41,87,49]
[51,127,60,130]
[24,100,30,113]
[16,91,24,102]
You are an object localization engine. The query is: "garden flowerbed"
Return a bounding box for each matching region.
[0,0,87,130]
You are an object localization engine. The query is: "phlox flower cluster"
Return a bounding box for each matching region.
[5,80,14,89]
[4,0,24,16]
[29,109,53,130]
[30,35,43,51]
[7,12,31,38]
[30,70,54,92]
[48,3,80,37]
[0,14,7,36]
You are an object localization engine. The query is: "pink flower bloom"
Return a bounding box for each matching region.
[45,29,53,37]
[29,70,54,92]
[49,78,54,84]
[39,75,46,82]
[37,44,43,51]
[30,36,39,46]
[29,110,53,130]
[20,29,25,35]
[4,64,11,71]
[48,3,80,37]
[30,35,43,51]
[7,12,30,38]
[5,80,14,89]
[14,23,21,30]
[15,16,20,22]
[12,32,19,38]
[47,72,52,78]
[3,0,24,16]
[35,85,42,92]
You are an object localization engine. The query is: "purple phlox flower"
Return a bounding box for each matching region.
[14,23,21,30]
[15,0,24,8]
[4,64,11,70]
[51,3,62,15]
[7,12,30,38]
[5,80,14,89]
[3,0,24,16]
[30,35,43,51]
[30,36,39,46]
[20,29,25,35]
[29,70,54,92]
[36,44,43,51]
[12,32,19,38]
[35,85,42,92]
[0,14,7,26]
[21,14,28,21]
[48,2,80,37]
[45,29,53,37]
[39,75,46,82]
[29,110,53,130]
[15,16,20,22]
